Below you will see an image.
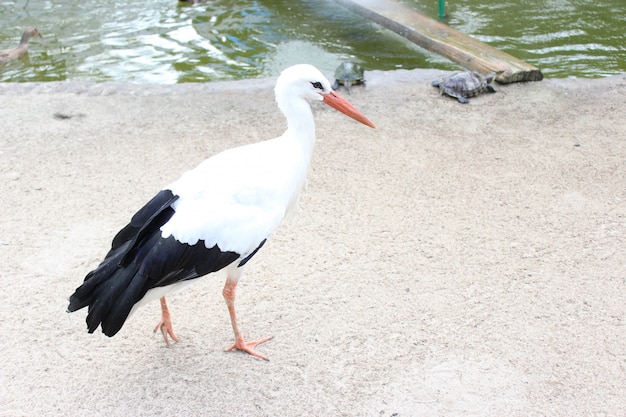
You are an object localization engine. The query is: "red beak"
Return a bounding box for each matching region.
[322,90,376,129]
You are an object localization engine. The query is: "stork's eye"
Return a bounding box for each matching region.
[311,81,323,90]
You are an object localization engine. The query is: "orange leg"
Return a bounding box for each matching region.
[153,296,180,347]
[222,275,273,360]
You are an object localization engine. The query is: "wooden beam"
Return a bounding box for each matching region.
[334,0,543,83]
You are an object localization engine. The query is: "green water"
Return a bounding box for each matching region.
[1,0,624,83]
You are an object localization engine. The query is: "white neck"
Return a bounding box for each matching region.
[278,96,317,157]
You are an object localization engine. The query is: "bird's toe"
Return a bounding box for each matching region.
[154,319,180,347]
[225,335,273,360]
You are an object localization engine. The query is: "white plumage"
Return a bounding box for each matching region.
[68,64,375,360]
[162,134,305,254]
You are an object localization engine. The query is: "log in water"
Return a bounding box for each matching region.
[335,0,544,83]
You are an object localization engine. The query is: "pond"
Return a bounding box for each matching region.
[1,0,624,83]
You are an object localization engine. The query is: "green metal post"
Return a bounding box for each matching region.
[438,0,445,19]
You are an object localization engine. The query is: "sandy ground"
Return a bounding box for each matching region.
[0,69,625,416]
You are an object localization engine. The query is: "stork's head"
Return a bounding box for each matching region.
[275,64,376,129]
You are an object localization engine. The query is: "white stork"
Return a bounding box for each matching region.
[67,64,375,360]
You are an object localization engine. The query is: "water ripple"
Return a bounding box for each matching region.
[1,0,624,82]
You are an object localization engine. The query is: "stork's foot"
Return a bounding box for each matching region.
[154,296,179,347]
[225,335,273,360]
[153,317,179,347]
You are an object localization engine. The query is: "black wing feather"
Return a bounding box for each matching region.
[67,190,177,312]
[67,189,243,337]
[112,189,179,264]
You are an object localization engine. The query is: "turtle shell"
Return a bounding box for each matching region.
[432,71,496,103]
[332,62,365,92]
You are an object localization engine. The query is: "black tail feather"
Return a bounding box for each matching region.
[84,263,141,334]
[67,241,131,313]
[68,190,178,335]
[103,272,151,336]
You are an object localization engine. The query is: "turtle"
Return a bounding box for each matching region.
[332,62,365,93]
[432,71,497,103]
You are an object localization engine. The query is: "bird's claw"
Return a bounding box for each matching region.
[225,335,273,360]
[154,320,180,347]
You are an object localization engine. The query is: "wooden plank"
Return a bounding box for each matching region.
[334,0,543,83]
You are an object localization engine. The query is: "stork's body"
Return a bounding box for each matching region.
[67,64,375,360]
